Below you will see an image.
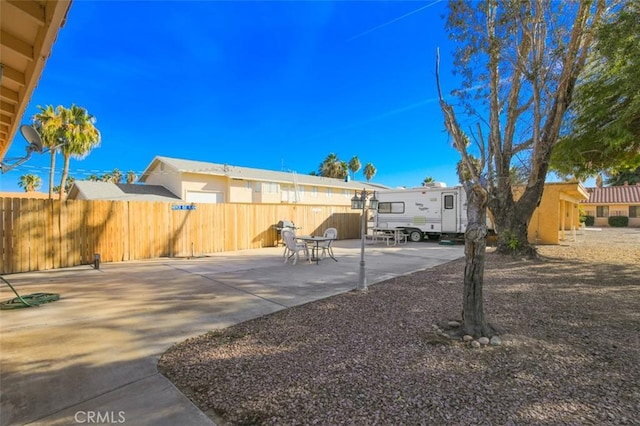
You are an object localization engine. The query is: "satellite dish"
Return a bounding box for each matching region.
[0,125,46,173]
[20,125,43,153]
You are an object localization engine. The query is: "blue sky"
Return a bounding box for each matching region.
[2,0,471,192]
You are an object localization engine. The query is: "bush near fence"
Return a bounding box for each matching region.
[0,198,361,274]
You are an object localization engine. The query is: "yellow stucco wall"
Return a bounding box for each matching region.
[513,182,588,245]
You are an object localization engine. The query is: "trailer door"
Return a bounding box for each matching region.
[441,192,457,233]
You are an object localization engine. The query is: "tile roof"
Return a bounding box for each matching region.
[68,181,181,202]
[581,184,640,204]
[139,156,389,191]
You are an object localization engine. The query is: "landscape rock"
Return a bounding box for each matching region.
[462,335,474,342]
[478,337,490,345]
[490,336,502,346]
[447,321,461,328]
[159,227,640,425]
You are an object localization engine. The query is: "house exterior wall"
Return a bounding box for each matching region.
[144,163,183,197]
[141,158,380,206]
[582,203,640,227]
[301,185,353,206]
[513,182,587,245]
[251,183,354,206]
[228,179,253,203]
[180,173,228,202]
[153,175,361,206]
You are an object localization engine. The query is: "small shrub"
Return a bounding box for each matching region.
[608,216,629,227]
[584,215,595,226]
[498,230,521,253]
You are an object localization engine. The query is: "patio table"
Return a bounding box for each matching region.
[371,227,408,246]
[296,235,337,264]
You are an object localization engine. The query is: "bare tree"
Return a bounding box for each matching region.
[437,0,606,337]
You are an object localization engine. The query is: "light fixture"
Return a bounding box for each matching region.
[350,188,377,291]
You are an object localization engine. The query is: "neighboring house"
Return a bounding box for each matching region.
[514,182,589,245]
[139,156,387,206]
[581,183,640,227]
[67,181,181,202]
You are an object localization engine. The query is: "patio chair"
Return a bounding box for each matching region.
[282,229,310,265]
[319,227,337,260]
[282,228,296,260]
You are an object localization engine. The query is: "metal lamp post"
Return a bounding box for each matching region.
[351,189,378,291]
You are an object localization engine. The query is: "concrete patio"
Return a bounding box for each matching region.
[0,239,464,425]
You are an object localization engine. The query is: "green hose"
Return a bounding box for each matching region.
[1,276,60,310]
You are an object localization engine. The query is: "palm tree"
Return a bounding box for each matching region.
[53,176,75,195]
[319,153,340,178]
[18,174,42,192]
[422,176,435,186]
[348,156,361,180]
[456,157,482,183]
[126,170,137,184]
[363,163,377,182]
[32,105,63,199]
[111,168,123,183]
[58,105,101,200]
[339,161,348,179]
[317,153,347,179]
[595,174,603,188]
[87,174,100,181]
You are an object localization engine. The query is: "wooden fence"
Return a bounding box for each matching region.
[0,198,362,274]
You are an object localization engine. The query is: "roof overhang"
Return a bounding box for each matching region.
[0,0,72,160]
[559,182,589,201]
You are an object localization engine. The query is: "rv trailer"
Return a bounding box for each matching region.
[373,186,494,242]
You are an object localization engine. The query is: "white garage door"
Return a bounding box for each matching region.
[185,191,223,204]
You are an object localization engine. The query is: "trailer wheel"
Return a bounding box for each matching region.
[409,230,422,242]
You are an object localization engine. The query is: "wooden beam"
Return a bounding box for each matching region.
[0,64,26,86]
[0,87,20,104]
[0,115,12,125]
[0,101,16,116]
[6,0,46,26]
[0,30,34,60]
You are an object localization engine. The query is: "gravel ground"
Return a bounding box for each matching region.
[159,227,640,425]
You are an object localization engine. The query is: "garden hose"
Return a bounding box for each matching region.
[1,276,60,310]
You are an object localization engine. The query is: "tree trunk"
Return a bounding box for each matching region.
[59,155,70,201]
[489,175,544,257]
[462,183,492,337]
[48,150,56,199]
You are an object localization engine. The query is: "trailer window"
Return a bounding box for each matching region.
[378,202,404,214]
[444,195,454,209]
